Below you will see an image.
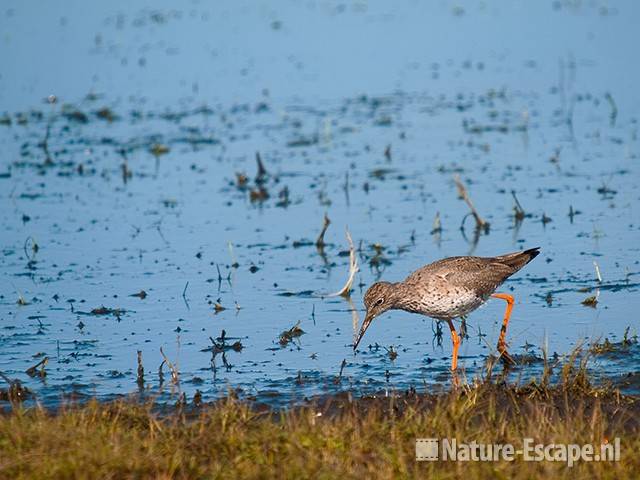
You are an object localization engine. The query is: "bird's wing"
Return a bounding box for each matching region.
[405,256,516,297]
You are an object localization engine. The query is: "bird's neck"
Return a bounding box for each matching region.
[385,281,417,313]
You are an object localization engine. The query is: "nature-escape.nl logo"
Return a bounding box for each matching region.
[416,437,620,467]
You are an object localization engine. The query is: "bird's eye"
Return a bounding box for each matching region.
[376,297,384,306]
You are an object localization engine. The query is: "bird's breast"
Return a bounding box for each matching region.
[402,287,485,319]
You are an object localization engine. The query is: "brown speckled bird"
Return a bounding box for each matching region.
[354,247,540,371]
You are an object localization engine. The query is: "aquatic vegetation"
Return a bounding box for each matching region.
[328,230,359,298]
[454,175,489,233]
[590,327,638,356]
[25,357,48,378]
[279,320,305,347]
[149,143,170,157]
[0,1,638,411]
[1,360,639,479]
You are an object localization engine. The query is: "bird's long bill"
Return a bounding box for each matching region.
[353,311,375,350]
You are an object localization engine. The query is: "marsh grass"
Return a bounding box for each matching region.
[1,349,639,479]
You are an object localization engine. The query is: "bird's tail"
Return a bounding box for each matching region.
[496,247,541,272]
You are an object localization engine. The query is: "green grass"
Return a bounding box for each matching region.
[1,353,639,479]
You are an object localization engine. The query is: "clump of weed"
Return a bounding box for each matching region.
[279,320,305,347]
[2,355,639,479]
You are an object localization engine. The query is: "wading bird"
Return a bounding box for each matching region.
[354,248,540,371]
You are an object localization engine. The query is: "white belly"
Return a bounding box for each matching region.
[416,289,485,319]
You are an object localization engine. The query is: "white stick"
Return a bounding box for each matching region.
[328,229,359,298]
[593,261,602,283]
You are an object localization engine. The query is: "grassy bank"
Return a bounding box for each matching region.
[1,359,639,479]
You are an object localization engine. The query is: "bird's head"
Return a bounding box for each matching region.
[353,281,396,350]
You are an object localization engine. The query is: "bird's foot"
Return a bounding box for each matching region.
[497,342,516,366]
[450,372,460,388]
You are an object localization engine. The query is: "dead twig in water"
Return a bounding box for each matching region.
[279,320,305,347]
[384,144,392,161]
[454,175,489,233]
[604,92,618,127]
[315,213,331,249]
[206,330,241,373]
[384,346,398,361]
[158,360,166,387]
[182,281,190,310]
[159,347,179,385]
[430,212,442,234]
[40,122,53,166]
[343,172,350,206]
[328,229,359,298]
[583,261,603,308]
[334,358,348,384]
[593,261,602,283]
[255,152,268,184]
[136,350,144,389]
[511,190,526,221]
[26,357,48,378]
[154,216,170,246]
[338,358,347,377]
[0,370,31,403]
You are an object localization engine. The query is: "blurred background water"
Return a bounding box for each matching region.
[1,0,639,407]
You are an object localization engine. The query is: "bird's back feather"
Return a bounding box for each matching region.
[403,248,540,301]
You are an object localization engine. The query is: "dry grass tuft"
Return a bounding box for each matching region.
[1,350,639,479]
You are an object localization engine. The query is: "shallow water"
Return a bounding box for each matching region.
[1,1,639,407]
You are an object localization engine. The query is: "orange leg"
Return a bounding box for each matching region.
[446,318,461,371]
[491,293,515,364]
